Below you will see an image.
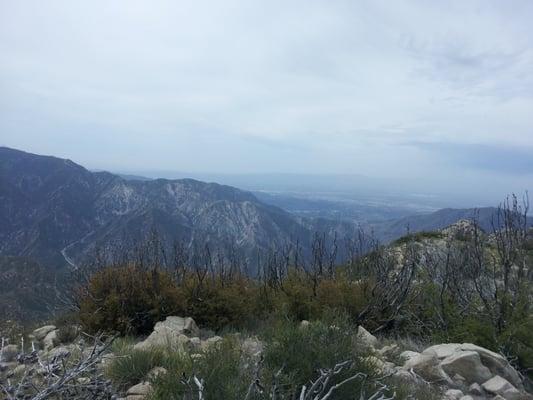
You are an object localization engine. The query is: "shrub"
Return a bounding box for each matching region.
[181,276,262,331]
[260,314,380,398]
[149,337,251,400]
[106,339,165,388]
[78,265,184,335]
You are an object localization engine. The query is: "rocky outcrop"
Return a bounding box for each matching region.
[380,340,530,400]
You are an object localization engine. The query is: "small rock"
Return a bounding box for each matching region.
[299,320,310,329]
[189,337,202,352]
[459,396,474,400]
[202,336,223,350]
[444,389,464,400]
[357,326,378,348]
[399,350,420,363]
[481,376,520,399]
[147,367,167,380]
[440,350,492,385]
[468,382,483,395]
[33,325,57,342]
[127,381,152,397]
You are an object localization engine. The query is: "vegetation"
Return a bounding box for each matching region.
[76,195,533,382]
[105,315,440,400]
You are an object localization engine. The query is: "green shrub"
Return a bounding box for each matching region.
[260,314,380,399]
[149,337,251,400]
[78,265,184,335]
[106,343,164,388]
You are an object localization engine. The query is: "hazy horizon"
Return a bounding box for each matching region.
[1,1,532,204]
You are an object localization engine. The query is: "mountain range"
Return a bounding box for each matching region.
[1,146,526,273]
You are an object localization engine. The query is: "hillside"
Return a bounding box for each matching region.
[0,147,353,271]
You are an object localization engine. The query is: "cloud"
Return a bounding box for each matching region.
[0,0,532,199]
[410,141,533,175]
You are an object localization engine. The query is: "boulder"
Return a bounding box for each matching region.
[0,344,18,362]
[460,343,522,390]
[459,396,474,400]
[481,376,521,400]
[43,329,60,351]
[33,325,57,342]
[402,350,452,384]
[440,350,492,385]
[134,317,200,351]
[357,326,378,348]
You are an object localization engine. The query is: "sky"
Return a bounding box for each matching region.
[1,0,532,203]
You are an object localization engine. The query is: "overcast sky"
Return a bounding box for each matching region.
[1,0,532,201]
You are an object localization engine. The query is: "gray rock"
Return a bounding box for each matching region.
[468,382,484,395]
[460,343,523,390]
[33,325,57,342]
[299,320,311,329]
[424,343,461,359]
[43,329,60,351]
[443,389,464,400]
[481,376,520,400]
[402,350,452,384]
[357,326,378,348]
[440,351,492,385]
[399,350,420,363]
[202,336,223,350]
[147,367,167,380]
[134,317,200,351]
[126,381,152,397]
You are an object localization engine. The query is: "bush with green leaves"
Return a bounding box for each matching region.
[78,265,184,335]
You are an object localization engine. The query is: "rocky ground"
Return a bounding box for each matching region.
[1,316,532,400]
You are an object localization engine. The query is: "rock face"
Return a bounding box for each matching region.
[134,316,200,351]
